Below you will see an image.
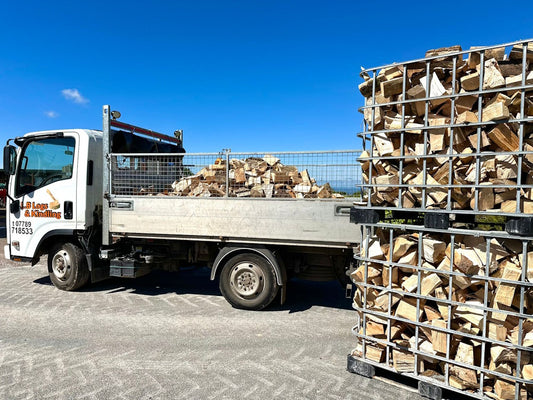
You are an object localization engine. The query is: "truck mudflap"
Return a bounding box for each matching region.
[4,244,10,260]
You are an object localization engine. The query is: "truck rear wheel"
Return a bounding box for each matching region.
[48,242,90,291]
[219,253,279,310]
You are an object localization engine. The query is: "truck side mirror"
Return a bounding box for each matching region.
[3,145,16,175]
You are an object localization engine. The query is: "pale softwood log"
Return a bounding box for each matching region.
[431,319,448,353]
[425,45,462,59]
[422,238,446,264]
[374,133,396,156]
[362,237,385,260]
[401,275,419,293]
[522,365,533,380]
[493,261,522,308]
[420,273,442,296]
[482,102,510,122]
[450,342,477,388]
[364,345,385,363]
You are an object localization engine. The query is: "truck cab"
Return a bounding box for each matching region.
[4,130,103,267]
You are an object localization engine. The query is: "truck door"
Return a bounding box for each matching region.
[8,134,78,260]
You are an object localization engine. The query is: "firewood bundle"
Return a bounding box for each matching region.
[359,43,533,212]
[351,229,533,398]
[170,155,341,198]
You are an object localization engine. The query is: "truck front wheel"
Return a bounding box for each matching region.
[219,253,279,310]
[48,242,90,291]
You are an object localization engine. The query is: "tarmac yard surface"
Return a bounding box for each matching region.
[0,232,424,399]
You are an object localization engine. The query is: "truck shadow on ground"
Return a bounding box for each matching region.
[33,267,352,312]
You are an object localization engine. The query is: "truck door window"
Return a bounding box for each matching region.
[16,137,75,196]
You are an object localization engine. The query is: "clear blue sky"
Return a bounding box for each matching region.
[1,1,532,154]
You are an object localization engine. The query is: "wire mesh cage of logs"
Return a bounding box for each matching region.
[109,150,362,199]
[356,38,533,235]
[350,223,533,400]
[349,39,533,400]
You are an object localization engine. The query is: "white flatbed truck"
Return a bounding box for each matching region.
[3,105,360,310]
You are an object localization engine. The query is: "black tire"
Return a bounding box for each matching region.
[48,242,90,291]
[219,253,279,310]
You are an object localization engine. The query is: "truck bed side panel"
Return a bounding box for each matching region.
[109,198,359,248]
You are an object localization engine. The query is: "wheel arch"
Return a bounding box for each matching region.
[32,230,80,269]
[211,245,285,286]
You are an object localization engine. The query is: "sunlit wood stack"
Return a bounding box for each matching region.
[359,43,533,212]
[351,229,533,399]
[170,155,342,198]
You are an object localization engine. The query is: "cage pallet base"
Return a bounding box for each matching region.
[350,207,533,235]
[347,355,500,400]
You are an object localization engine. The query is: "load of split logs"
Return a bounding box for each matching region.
[170,155,342,198]
[359,43,533,212]
[351,229,533,399]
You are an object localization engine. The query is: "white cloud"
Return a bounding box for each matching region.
[61,88,89,104]
[45,110,59,118]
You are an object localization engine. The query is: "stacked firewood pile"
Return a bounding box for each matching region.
[351,229,533,399]
[359,43,533,212]
[170,155,342,198]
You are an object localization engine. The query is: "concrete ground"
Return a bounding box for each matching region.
[0,210,425,400]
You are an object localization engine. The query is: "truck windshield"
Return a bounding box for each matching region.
[16,137,75,196]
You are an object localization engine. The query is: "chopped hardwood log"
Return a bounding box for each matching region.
[396,296,424,322]
[461,72,480,91]
[361,321,385,337]
[456,300,484,328]
[481,58,506,90]
[487,124,520,152]
[494,379,518,400]
[392,235,417,261]
[407,85,426,116]
[392,349,415,373]
[381,77,405,97]
[364,344,385,363]
[487,321,508,342]
[482,102,510,122]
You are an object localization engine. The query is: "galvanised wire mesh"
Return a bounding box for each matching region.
[358,39,533,217]
[110,151,362,199]
[352,223,533,400]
